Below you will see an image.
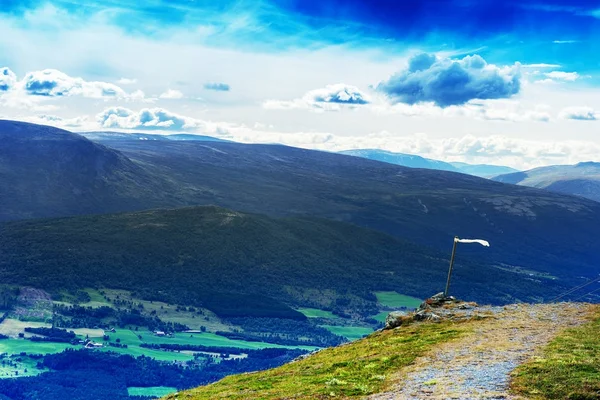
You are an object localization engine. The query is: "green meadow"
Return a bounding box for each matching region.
[371,311,389,324]
[320,325,374,341]
[128,386,177,398]
[374,292,422,309]
[296,307,339,319]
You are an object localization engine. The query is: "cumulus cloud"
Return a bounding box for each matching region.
[96,107,209,131]
[264,84,370,111]
[23,69,128,98]
[159,89,184,99]
[0,67,17,91]
[376,54,521,107]
[559,106,598,121]
[204,82,230,91]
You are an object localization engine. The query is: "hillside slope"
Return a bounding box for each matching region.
[0,120,180,220]
[100,138,600,282]
[2,121,600,285]
[0,206,555,316]
[166,303,599,400]
[493,162,600,202]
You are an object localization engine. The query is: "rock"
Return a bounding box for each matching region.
[413,310,442,322]
[385,311,413,329]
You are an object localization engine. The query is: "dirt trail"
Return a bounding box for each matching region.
[369,303,591,400]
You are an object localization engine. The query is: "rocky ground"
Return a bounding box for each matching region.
[370,296,591,400]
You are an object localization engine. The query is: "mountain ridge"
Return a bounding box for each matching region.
[1,120,599,289]
[339,148,519,177]
[493,161,600,202]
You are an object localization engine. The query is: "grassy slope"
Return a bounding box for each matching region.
[511,305,600,399]
[165,321,469,399]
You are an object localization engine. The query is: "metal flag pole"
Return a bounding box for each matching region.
[443,236,490,297]
[444,236,459,297]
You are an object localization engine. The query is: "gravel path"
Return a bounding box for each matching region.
[369,303,590,400]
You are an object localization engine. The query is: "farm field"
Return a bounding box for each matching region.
[371,311,389,324]
[0,353,46,378]
[320,325,374,341]
[374,292,422,309]
[102,289,233,332]
[0,338,72,355]
[127,386,177,397]
[140,331,318,351]
[296,307,339,319]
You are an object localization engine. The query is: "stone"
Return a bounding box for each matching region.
[385,311,412,329]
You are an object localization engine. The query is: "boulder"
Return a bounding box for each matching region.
[385,311,413,329]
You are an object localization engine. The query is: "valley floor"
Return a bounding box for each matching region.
[369,303,590,399]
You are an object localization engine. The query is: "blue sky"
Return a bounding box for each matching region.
[1,0,600,168]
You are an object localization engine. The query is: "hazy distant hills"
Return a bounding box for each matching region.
[449,162,519,178]
[1,121,600,286]
[340,149,518,178]
[493,162,600,203]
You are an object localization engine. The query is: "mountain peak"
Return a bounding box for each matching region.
[0,119,85,141]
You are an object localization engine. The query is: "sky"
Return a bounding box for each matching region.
[1,0,600,169]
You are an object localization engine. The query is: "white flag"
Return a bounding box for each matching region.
[455,238,490,247]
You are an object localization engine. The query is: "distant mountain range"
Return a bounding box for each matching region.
[339,149,518,178]
[493,162,600,203]
[1,120,600,304]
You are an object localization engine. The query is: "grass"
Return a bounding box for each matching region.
[371,312,389,324]
[511,305,600,400]
[140,331,318,351]
[319,325,374,341]
[0,319,48,338]
[374,292,422,309]
[0,338,72,355]
[297,308,340,319]
[128,386,178,398]
[165,320,469,399]
[0,354,46,378]
[94,329,317,362]
[102,289,233,332]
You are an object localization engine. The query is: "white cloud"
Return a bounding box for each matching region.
[553,40,578,44]
[117,78,137,85]
[30,114,90,128]
[522,63,561,68]
[159,89,184,99]
[544,71,579,81]
[376,54,521,107]
[22,69,128,99]
[224,126,600,170]
[95,106,229,133]
[559,106,598,121]
[371,99,551,123]
[0,67,17,91]
[264,84,370,112]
